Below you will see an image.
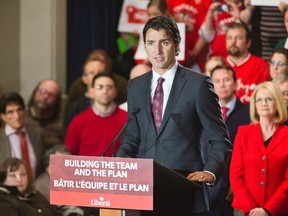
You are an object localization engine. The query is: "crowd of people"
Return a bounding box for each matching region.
[1,0,288,215]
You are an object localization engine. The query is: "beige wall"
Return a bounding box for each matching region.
[0,0,20,94]
[0,0,66,101]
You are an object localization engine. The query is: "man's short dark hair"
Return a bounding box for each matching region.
[210,65,237,82]
[143,16,181,55]
[0,92,25,114]
[227,22,251,41]
[92,72,117,88]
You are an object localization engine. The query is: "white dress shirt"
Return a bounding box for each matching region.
[5,125,37,179]
[151,62,178,117]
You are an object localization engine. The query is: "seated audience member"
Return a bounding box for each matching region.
[65,73,127,157]
[167,0,211,71]
[269,48,288,79]
[204,56,226,76]
[0,92,43,180]
[230,81,288,216]
[0,162,33,216]
[225,23,269,104]
[0,158,61,216]
[201,65,250,216]
[68,49,128,107]
[63,57,107,134]
[273,74,288,125]
[35,144,94,216]
[25,79,63,150]
[119,63,151,111]
[190,0,244,61]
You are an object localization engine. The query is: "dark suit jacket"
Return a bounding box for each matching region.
[225,100,250,144]
[0,123,44,178]
[201,99,250,215]
[118,65,232,215]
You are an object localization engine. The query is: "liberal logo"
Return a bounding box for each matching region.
[91,196,111,207]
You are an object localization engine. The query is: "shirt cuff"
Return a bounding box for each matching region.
[203,170,216,185]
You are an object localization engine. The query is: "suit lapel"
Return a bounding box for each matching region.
[140,73,157,133]
[25,124,37,155]
[0,128,12,157]
[266,125,288,155]
[158,66,186,135]
[253,124,266,155]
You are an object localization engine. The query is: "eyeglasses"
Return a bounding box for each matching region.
[5,107,25,116]
[255,97,275,104]
[94,84,114,90]
[270,60,288,67]
[38,88,57,98]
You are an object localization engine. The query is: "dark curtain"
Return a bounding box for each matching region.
[67,0,123,91]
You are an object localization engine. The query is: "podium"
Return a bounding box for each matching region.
[50,155,208,216]
[150,161,208,216]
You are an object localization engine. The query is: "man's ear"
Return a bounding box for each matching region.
[246,39,252,49]
[234,79,239,93]
[81,75,88,85]
[175,43,180,56]
[1,114,7,124]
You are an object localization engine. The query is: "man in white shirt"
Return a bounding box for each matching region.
[0,92,43,180]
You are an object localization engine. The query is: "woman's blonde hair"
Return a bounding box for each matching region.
[250,81,287,123]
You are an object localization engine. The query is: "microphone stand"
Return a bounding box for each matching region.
[101,108,140,157]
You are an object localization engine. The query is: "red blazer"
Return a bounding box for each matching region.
[230,123,288,215]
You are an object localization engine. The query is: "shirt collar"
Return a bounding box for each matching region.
[152,61,178,84]
[5,124,26,136]
[226,53,251,67]
[219,96,236,111]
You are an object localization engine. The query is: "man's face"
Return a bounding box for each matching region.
[82,60,106,88]
[4,163,29,194]
[145,29,178,75]
[278,80,288,108]
[226,28,250,57]
[1,103,25,130]
[212,69,237,102]
[93,77,117,106]
[34,80,59,110]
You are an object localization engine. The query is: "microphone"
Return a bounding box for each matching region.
[101,108,140,157]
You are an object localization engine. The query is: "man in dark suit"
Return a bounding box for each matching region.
[0,92,43,180]
[117,16,231,216]
[202,65,250,216]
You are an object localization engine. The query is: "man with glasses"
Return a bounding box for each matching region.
[26,79,62,151]
[63,58,107,135]
[65,73,127,157]
[0,92,43,180]
[225,23,269,104]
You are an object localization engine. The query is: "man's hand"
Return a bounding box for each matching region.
[187,171,214,184]
[279,1,287,13]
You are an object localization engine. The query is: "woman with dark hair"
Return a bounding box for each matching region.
[269,48,288,79]
[0,158,61,216]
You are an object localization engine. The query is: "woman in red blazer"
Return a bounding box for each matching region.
[230,81,288,216]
